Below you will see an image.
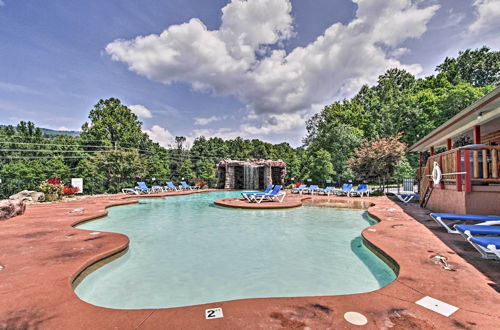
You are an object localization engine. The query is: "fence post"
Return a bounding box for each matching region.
[439,155,445,189]
[464,150,472,193]
[455,150,462,191]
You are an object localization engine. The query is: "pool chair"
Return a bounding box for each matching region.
[336,184,353,196]
[466,236,500,260]
[165,182,178,191]
[395,193,420,204]
[241,184,273,201]
[136,182,152,194]
[151,185,164,193]
[121,187,139,195]
[180,181,199,190]
[350,184,369,197]
[429,213,500,234]
[318,186,336,196]
[249,185,286,203]
[292,184,307,194]
[303,185,319,195]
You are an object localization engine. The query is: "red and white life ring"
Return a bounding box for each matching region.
[432,161,442,185]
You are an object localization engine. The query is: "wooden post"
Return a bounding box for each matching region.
[473,151,479,178]
[493,149,499,179]
[455,150,462,191]
[482,149,488,179]
[446,139,452,150]
[473,125,481,144]
[430,147,435,156]
[464,150,472,192]
[439,155,445,189]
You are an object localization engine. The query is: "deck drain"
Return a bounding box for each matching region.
[415,296,458,317]
[0,265,4,270]
[344,311,368,325]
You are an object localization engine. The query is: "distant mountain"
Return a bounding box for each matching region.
[40,127,81,137]
[0,125,81,137]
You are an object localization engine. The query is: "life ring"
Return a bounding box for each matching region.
[432,161,442,185]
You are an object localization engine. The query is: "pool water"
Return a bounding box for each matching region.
[75,191,396,309]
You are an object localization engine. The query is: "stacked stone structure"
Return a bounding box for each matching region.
[216,159,287,190]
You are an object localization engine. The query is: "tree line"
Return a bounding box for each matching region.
[0,46,498,197]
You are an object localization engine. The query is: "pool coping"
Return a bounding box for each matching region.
[0,190,499,329]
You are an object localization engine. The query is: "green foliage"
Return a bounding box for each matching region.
[306,149,336,183]
[179,159,195,179]
[436,46,499,87]
[393,157,415,180]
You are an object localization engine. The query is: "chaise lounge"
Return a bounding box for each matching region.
[249,185,286,203]
[429,213,500,234]
[241,184,273,201]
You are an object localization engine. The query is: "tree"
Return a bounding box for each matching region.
[306,149,336,183]
[179,159,195,180]
[94,150,146,193]
[80,98,149,149]
[436,46,500,87]
[348,134,406,188]
[196,160,216,179]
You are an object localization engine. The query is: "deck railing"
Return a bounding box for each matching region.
[424,146,500,192]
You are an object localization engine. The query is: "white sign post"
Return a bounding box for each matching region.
[71,178,83,194]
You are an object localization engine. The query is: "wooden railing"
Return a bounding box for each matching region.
[424,146,500,192]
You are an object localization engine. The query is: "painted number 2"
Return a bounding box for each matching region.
[205,308,224,319]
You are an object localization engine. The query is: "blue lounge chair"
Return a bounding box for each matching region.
[292,184,307,194]
[336,184,352,196]
[241,184,273,201]
[430,213,500,234]
[165,182,178,191]
[467,236,500,260]
[136,182,152,194]
[395,193,420,204]
[318,186,336,196]
[350,184,369,197]
[180,181,199,190]
[249,185,286,203]
[303,185,319,195]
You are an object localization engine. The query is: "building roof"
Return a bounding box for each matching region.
[217,159,286,167]
[409,85,500,152]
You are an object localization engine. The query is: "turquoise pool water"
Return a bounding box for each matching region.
[75,191,396,309]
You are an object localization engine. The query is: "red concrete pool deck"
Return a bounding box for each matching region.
[1,191,499,329]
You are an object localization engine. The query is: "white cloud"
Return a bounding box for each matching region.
[107,0,439,139]
[194,116,221,126]
[129,104,152,118]
[0,1,4,7]
[469,0,500,35]
[58,126,69,131]
[143,125,175,147]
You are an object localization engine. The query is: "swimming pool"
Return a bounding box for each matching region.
[74,191,396,309]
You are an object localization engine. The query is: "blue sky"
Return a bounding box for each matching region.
[0,0,499,147]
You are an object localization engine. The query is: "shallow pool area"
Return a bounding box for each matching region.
[74,191,396,309]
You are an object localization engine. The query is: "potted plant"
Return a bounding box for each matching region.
[39,177,64,202]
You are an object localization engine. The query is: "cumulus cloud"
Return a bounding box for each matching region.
[143,125,175,147]
[469,0,500,34]
[107,0,439,139]
[129,104,152,118]
[194,116,221,126]
[58,126,69,131]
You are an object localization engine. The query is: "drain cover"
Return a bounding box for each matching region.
[344,311,368,325]
[0,265,4,270]
[415,296,458,317]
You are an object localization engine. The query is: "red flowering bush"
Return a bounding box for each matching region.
[39,177,64,195]
[294,182,304,187]
[62,186,79,195]
[196,180,207,188]
[47,177,62,185]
